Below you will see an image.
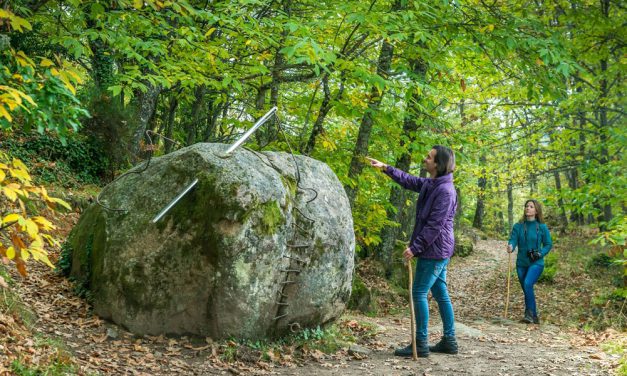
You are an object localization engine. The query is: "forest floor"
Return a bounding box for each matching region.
[1,212,625,375]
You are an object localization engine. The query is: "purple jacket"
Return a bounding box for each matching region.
[384,166,457,259]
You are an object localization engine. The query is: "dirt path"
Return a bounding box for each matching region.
[8,240,618,375]
[261,240,614,375]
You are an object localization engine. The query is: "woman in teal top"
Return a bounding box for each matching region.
[507,199,553,324]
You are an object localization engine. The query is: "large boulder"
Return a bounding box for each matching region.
[66,143,355,339]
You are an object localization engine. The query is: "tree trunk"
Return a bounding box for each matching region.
[553,171,568,228]
[566,168,583,225]
[472,156,487,230]
[344,39,395,207]
[131,83,162,162]
[164,95,179,154]
[597,1,613,227]
[507,182,514,231]
[303,75,333,155]
[378,57,427,276]
[529,175,537,197]
[203,96,222,142]
[400,169,425,239]
[185,85,206,146]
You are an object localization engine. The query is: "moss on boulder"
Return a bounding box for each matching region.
[66,143,355,339]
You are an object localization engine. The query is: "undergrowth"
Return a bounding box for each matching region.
[542,234,625,331]
[218,320,378,364]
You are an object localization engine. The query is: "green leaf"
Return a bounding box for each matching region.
[108,85,123,97]
[91,3,105,17]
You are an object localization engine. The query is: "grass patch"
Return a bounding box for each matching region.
[11,353,77,376]
[216,319,378,365]
[602,338,627,376]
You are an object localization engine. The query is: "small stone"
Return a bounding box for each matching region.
[106,327,119,339]
[348,344,371,356]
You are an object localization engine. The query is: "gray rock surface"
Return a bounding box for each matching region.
[67,143,355,339]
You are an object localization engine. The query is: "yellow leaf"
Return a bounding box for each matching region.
[6,89,22,105]
[6,246,15,260]
[12,158,28,171]
[10,167,31,182]
[57,72,76,95]
[32,216,55,230]
[2,186,17,201]
[29,247,43,261]
[2,213,20,225]
[30,245,54,268]
[204,27,216,38]
[0,170,5,182]
[133,0,143,9]
[21,248,30,261]
[18,92,36,106]
[30,237,43,248]
[42,234,59,247]
[65,69,83,84]
[0,105,13,122]
[25,219,39,238]
[40,58,54,67]
[48,197,72,210]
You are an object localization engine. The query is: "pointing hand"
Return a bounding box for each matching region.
[366,157,387,171]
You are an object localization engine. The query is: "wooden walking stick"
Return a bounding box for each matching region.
[504,251,512,318]
[407,260,418,360]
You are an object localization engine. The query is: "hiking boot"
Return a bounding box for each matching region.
[533,315,540,324]
[429,335,458,354]
[394,340,429,358]
[522,309,534,324]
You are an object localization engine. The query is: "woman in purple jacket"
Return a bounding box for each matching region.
[367,145,458,358]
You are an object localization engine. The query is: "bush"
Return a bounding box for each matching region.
[0,152,69,276]
[539,252,558,284]
[588,253,614,269]
[1,131,107,186]
[454,234,474,257]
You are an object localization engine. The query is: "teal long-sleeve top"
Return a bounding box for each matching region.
[508,220,553,267]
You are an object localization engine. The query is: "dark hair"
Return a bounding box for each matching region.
[432,145,455,178]
[519,199,544,223]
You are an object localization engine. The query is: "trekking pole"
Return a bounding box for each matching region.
[407,260,418,361]
[504,251,512,318]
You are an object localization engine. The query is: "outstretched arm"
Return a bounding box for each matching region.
[366,157,425,192]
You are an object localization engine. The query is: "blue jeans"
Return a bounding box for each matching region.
[413,258,455,341]
[516,264,544,316]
